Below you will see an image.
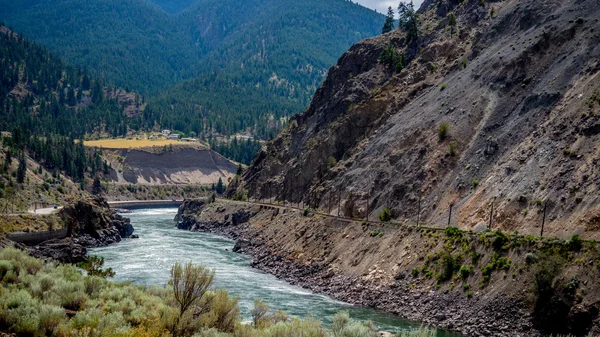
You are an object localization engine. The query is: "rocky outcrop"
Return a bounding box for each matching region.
[5,197,135,263]
[60,197,135,247]
[28,239,88,264]
[175,200,258,239]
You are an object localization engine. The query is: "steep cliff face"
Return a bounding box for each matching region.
[238,0,600,239]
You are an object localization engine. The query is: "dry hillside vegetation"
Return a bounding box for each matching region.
[237,0,600,240]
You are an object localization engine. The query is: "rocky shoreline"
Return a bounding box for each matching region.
[175,200,537,337]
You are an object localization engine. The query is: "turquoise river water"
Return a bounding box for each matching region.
[89,208,461,336]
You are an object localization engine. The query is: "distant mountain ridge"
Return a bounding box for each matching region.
[0,0,383,139]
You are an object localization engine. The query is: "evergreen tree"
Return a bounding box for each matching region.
[216,177,224,194]
[398,1,419,45]
[448,12,457,37]
[16,152,26,183]
[382,7,395,34]
[236,164,243,176]
[92,176,103,195]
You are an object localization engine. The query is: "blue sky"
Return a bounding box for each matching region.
[355,0,424,14]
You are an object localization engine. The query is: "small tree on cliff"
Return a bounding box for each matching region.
[398,1,419,45]
[448,12,457,37]
[381,6,395,34]
[216,177,225,194]
[92,176,103,195]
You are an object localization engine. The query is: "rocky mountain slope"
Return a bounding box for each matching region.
[236,0,600,240]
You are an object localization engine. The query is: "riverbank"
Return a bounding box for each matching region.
[176,199,600,337]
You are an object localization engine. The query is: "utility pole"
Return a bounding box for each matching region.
[541,201,547,238]
[489,197,496,230]
[366,192,370,222]
[448,203,453,227]
[338,190,342,218]
[416,190,422,227]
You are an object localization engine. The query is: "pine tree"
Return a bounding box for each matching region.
[236,164,243,176]
[16,152,26,184]
[216,177,224,194]
[448,12,457,37]
[382,7,395,34]
[92,176,102,195]
[398,1,419,45]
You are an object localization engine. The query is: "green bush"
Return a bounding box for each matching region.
[444,227,462,239]
[233,188,249,202]
[438,123,450,141]
[436,251,460,283]
[568,234,583,252]
[379,207,392,222]
[327,156,337,169]
[448,141,457,156]
[369,229,384,238]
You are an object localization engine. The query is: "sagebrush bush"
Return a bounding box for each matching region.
[0,248,391,337]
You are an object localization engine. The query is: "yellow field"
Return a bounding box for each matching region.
[84,138,195,149]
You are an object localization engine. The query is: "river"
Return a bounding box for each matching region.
[89,208,460,336]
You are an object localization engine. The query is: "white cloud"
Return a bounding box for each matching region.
[354,0,424,14]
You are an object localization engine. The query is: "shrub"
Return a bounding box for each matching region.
[39,304,67,335]
[0,260,13,279]
[369,229,384,238]
[459,265,473,280]
[492,231,509,251]
[568,234,583,252]
[379,207,392,222]
[78,256,115,278]
[54,280,87,311]
[436,251,460,283]
[233,188,249,202]
[444,226,462,239]
[438,123,450,141]
[440,83,447,91]
[448,141,457,156]
[171,262,214,321]
[327,156,337,169]
[332,311,376,337]
[198,289,240,332]
[471,179,479,189]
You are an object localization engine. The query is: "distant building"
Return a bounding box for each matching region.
[162,130,171,135]
[167,134,179,139]
[181,138,197,142]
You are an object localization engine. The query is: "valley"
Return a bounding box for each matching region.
[1,0,600,336]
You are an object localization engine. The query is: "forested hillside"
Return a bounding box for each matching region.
[0,0,383,141]
[0,25,135,183]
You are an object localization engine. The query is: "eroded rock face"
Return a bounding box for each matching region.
[233,0,600,240]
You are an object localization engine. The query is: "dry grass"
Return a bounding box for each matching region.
[84,138,199,149]
[0,214,63,234]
